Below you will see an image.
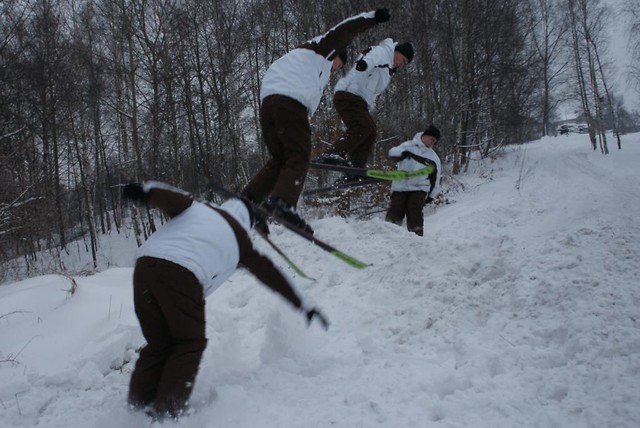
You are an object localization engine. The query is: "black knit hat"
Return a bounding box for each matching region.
[338,49,348,64]
[395,42,414,62]
[422,125,441,142]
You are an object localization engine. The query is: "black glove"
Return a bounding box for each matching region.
[374,8,390,23]
[254,211,270,235]
[425,196,434,205]
[305,307,330,330]
[401,150,413,159]
[122,183,146,201]
[355,59,368,72]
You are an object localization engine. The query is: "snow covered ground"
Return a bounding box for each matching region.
[1,133,639,428]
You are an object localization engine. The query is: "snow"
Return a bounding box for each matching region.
[1,133,640,428]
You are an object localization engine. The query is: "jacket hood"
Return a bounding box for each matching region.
[220,198,253,232]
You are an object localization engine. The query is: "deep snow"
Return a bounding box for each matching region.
[1,133,639,428]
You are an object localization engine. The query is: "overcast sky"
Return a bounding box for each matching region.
[606,0,639,111]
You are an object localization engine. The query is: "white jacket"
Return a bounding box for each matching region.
[136,198,251,297]
[260,11,377,116]
[389,132,442,195]
[334,38,396,110]
[260,48,333,116]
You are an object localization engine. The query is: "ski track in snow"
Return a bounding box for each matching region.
[1,134,640,428]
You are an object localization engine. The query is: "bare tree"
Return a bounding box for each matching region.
[523,0,570,136]
[624,0,640,104]
[2,0,607,281]
[567,0,615,153]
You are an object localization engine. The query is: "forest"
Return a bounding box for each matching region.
[1,0,639,281]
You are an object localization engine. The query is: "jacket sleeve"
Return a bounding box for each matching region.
[362,43,390,67]
[429,157,443,197]
[226,219,305,310]
[299,11,378,59]
[388,140,412,158]
[143,181,194,218]
[240,249,305,310]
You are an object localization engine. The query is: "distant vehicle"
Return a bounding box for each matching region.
[557,123,580,135]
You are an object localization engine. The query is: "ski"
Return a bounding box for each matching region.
[303,178,385,196]
[208,181,370,269]
[309,162,435,180]
[255,228,315,280]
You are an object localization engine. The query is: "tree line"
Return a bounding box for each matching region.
[1,0,638,281]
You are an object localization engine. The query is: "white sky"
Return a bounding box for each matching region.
[605,0,640,111]
[1,131,639,428]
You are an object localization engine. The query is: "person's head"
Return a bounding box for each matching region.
[421,125,441,147]
[394,42,414,70]
[332,50,348,72]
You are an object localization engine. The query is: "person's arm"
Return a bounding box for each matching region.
[222,215,329,330]
[122,181,193,218]
[241,249,304,309]
[299,9,389,60]
[428,156,443,197]
[356,42,390,71]
[240,248,330,329]
[388,141,411,161]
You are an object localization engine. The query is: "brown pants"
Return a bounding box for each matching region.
[242,95,311,207]
[385,191,428,236]
[128,257,207,417]
[328,91,376,168]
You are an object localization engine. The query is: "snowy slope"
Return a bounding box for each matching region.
[1,133,639,428]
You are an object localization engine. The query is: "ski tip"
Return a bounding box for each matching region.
[330,251,370,269]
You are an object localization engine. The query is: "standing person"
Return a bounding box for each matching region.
[242,9,391,235]
[122,181,328,421]
[314,40,414,168]
[385,126,442,236]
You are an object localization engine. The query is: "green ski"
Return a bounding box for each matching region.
[310,162,434,180]
[209,181,370,270]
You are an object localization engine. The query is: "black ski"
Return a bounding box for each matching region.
[309,162,434,180]
[304,178,385,196]
[208,181,369,269]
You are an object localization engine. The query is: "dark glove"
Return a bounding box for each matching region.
[425,196,434,205]
[122,183,146,201]
[355,59,368,72]
[374,8,390,23]
[305,307,330,330]
[254,211,270,235]
[401,150,412,159]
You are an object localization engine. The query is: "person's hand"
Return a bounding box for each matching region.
[122,183,146,201]
[374,8,390,23]
[425,196,434,205]
[355,59,368,72]
[305,307,330,330]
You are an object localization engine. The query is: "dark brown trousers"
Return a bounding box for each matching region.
[128,257,207,417]
[329,91,377,168]
[242,95,311,207]
[385,191,428,236]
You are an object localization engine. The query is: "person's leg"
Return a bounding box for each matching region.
[405,191,428,236]
[242,96,286,203]
[348,118,376,168]
[324,92,375,167]
[128,258,173,409]
[148,260,207,418]
[385,191,408,226]
[267,96,312,207]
